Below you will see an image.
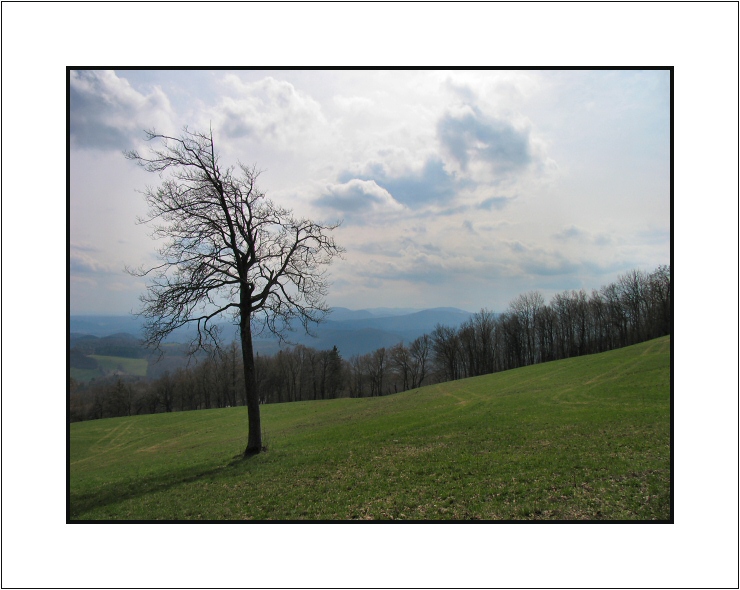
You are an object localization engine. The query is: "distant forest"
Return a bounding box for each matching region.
[69,265,671,422]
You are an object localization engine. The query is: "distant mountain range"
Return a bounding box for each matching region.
[69,307,474,357]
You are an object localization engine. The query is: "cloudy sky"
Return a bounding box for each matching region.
[70,68,670,315]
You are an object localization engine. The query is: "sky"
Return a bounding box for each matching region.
[69,68,671,315]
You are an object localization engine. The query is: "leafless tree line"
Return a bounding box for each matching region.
[69,265,669,422]
[431,265,671,381]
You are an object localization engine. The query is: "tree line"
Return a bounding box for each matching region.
[431,265,671,381]
[69,264,670,422]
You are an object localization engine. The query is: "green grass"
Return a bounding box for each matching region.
[74,355,149,382]
[69,336,671,520]
[70,366,103,382]
[90,355,148,376]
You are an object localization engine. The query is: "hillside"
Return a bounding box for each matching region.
[69,333,196,382]
[69,336,671,521]
[70,307,474,358]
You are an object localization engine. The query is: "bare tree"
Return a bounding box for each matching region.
[125,127,343,456]
[618,269,649,344]
[431,324,462,381]
[408,334,431,389]
[368,347,387,397]
[458,309,498,377]
[646,265,671,338]
[348,354,367,398]
[390,343,412,392]
[509,291,544,366]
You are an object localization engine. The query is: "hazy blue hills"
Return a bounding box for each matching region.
[70,315,147,338]
[324,307,376,322]
[322,307,472,333]
[70,307,474,358]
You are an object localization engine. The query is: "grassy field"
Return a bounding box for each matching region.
[69,336,671,521]
[70,366,102,382]
[70,355,149,382]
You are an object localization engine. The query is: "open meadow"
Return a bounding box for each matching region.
[69,336,670,521]
[70,355,149,382]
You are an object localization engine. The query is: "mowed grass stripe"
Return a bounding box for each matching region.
[69,336,670,520]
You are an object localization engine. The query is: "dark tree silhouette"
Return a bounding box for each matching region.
[125,128,343,455]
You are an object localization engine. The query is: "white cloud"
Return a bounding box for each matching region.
[437,103,534,175]
[318,179,405,216]
[333,95,375,111]
[216,76,328,148]
[69,70,175,150]
[69,248,111,274]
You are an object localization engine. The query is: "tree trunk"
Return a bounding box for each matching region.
[240,308,262,456]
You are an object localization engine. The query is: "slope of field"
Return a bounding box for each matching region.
[69,336,671,520]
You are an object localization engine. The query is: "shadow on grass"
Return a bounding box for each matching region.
[69,451,263,520]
